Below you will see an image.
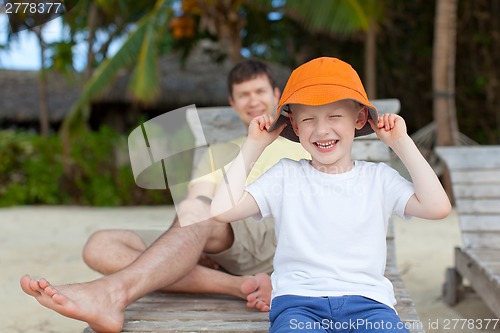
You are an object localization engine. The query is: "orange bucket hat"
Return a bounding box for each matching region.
[269,57,378,142]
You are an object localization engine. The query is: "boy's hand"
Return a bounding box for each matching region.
[368,113,408,148]
[248,114,286,148]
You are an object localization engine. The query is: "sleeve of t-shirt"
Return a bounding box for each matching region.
[380,163,415,219]
[245,159,285,221]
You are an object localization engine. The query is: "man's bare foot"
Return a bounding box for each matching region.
[240,273,272,312]
[20,274,127,333]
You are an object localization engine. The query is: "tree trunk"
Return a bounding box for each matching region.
[364,18,377,99]
[432,0,459,146]
[34,27,50,137]
[199,0,244,64]
[85,1,99,79]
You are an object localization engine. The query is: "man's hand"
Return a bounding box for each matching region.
[198,253,221,270]
[368,113,408,148]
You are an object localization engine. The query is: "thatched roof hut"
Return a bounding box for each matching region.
[0,70,82,125]
[0,43,292,131]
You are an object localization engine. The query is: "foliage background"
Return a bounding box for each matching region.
[1,0,499,206]
[0,129,168,206]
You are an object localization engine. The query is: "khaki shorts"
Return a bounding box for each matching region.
[135,217,276,276]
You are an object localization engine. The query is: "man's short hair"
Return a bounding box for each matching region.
[227,59,277,97]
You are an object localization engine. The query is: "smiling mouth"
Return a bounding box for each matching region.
[248,111,264,117]
[314,140,338,149]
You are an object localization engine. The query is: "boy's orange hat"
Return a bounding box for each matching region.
[269,57,378,142]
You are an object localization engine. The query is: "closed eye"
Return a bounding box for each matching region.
[301,118,313,122]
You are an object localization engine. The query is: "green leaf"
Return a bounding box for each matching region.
[128,21,160,102]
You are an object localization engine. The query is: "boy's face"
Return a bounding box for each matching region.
[289,100,368,173]
[229,75,280,127]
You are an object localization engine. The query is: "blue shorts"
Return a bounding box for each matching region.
[269,295,410,333]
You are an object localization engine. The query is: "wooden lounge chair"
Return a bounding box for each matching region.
[84,100,424,332]
[436,146,500,319]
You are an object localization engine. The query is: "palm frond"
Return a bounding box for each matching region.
[128,21,160,102]
[284,0,369,35]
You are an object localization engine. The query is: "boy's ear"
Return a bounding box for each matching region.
[289,112,300,136]
[355,107,369,130]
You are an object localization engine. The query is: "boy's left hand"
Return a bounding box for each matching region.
[368,113,408,147]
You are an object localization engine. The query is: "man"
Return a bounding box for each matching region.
[20,60,308,333]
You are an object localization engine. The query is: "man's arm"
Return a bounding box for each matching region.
[369,114,452,220]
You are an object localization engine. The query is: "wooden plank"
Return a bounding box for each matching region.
[460,215,500,232]
[119,310,267,322]
[466,249,500,285]
[452,184,500,199]
[455,248,500,319]
[462,232,500,249]
[121,320,269,332]
[455,199,500,214]
[435,146,500,169]
[371,99,401,115]
[450,170,500,183]
[352,139,391,162]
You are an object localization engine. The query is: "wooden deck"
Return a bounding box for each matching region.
[83,270,422,333]
[82,245,423,333]
[84,101,424,332]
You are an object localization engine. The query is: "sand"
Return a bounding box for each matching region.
[1,206,498,333]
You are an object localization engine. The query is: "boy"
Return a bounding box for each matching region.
[211,57,451,332]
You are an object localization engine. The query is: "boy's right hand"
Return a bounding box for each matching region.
[247,114,286,148]
[368,113,408,149]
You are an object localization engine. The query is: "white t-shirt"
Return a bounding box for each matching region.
[245,158,415,308]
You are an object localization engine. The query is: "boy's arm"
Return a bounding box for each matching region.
[211,115,285,223]
[175,181,215,227]
[369,114,452,220]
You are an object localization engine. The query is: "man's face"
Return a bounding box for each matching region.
[229,75,280,127]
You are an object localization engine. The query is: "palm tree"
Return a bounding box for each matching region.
[432,0,460,146]
[33,25,50,136]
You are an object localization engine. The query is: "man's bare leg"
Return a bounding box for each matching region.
[20,217,267,332]
[83,229,270,308]
[20,264,270,333]
[83,229,271,310]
